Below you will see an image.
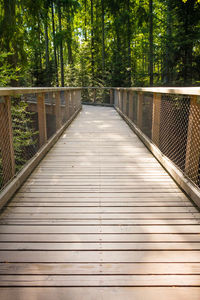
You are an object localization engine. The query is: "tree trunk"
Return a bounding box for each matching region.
[149,0,153,86]
[58,0,64,87]
[101,0,105,74]
[127,0,131,86]
[91,0,94,84]
[51,0,59,86]
[84,0,87,41]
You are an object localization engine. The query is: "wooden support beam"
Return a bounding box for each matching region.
[93,89,96,103]
[137,92,143,129]
[128,91,134,120]
[37,93,47,147]
[0,96,15,184]
[152,93,162,146]
[119,90,123,111]
[110,89,114,105]
[185,95,200,184]
[64,91,70,120]
[123,90,127,115]
[55,92,62,130]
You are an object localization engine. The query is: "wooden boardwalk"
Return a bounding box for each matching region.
[0,105,200,299]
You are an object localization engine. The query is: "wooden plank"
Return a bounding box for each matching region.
[15,192,188,198]
[1,262,200,275]
[2,213,198,219]
[0,287,199,300]
[0,96,15,183]
[4,206,197,213]
[1,233,200,242]
[1,274,200,286]
[1,242,200,250]
[0,225,200,234]
[0,250,200,262]
[1,219,198,226]
[8,201,192,207]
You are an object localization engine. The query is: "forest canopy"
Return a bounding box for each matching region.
[0,0,200,88]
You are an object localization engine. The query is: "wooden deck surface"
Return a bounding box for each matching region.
[0,105,200,299]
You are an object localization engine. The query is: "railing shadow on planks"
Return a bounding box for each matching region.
[0,86,200,209]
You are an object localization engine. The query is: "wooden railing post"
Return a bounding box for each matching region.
[55,91,62,130]
[123,90,127,115]
[78,90,82,107]
[128,91,134,120]
[185,95,200,184]
[93,89,96,103]
[120,89,123,111]
[0,96,15,183]
[72,90,76,112]
[64,90,70,120]
[110,89,114,105]
[37,93,47,147]
[137,92,143,129]
[152,93,161,146]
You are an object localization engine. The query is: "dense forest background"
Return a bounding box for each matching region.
[0,0,200,88]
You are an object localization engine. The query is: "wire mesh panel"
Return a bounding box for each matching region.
[11,95,39,174]
[132,92,138,123]
[115,88,200,190]
[45,92,56,140]
[141,93,153,139]
[0,88,82,192]
[159,94,190,173]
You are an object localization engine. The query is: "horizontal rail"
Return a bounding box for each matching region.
[0,87,82,96]
[1,87,200,96]
[113,87,200,96]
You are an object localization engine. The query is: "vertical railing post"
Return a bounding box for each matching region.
[0,96,15,183]
[79,89,82,108]
[120,89,123,111]
[110,89,114,105]
[185,95,200,184]
[128,91,134,120]
[74,90,78,111]
[64,90,70,120]
[93,88,96,103]
[37,93,47,147]
[72,90,76,112]
[123,90,127,115]
[152,93,161,146]
[55,91,61,130]
[137,92,143,129]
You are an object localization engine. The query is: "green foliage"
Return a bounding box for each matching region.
[0,53,20,86]
[11,100,38,172]
[0,0,199,87]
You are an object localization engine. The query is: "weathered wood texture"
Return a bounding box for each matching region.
[0,105,200,299]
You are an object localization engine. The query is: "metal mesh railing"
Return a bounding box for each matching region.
[0,88,82,192]
[114,88,200,189]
